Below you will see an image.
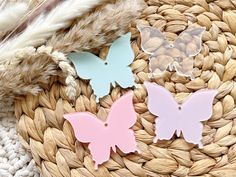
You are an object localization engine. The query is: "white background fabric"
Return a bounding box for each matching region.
[0,100,39,177]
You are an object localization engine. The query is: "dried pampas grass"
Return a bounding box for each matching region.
[48,0,145,52]
[0,2,28,34]
[0,0,108,64]
[0,47,57,99]
[0,45,77,100]
[0,0,143,100]
[5,0,62,38]
[28,0,46,9]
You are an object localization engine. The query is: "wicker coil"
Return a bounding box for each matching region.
[15,0,236,176]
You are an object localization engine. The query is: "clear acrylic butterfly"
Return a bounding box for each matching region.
[138,25,205,79]
[68,33,135,102]
[145,82,217,148]
[64,92,139,169]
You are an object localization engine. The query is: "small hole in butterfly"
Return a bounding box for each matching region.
[178,106,182,110]
[104,62,108,65]
[169,44,174,48]
[104,123,108,127]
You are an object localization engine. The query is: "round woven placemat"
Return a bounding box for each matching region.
[15,0,236,176]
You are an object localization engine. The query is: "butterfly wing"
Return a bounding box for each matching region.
[105,33,135,88]
[64,112,105,143]
[68,52,111,101]
[181,122,204,148]
[106,33,134,66]
[172,56,194,78]
[174,27,205,57]
[90,78,111,102]
[107,92,136,129]
[115,129,139,154]
[138,25,168,55]
[68,52,107,79]
[64,112,112,168]
[144,82,179,142]
[105,92,138,153]
[138,25,173,75]
[113,68,135,89]
[144,82,179,122]
[180,90,217,146]
[181,90,217,121]
[173,28,205,77]
[88,141,111,169]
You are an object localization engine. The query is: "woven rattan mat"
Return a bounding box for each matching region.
[15,0,236,176]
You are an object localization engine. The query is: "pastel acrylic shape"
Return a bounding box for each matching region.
[145,82,217,148]
[68,33,135,102]
[64,92,138,169]
[138,25,205,78]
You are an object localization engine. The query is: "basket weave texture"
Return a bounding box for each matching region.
[15,0,236,176]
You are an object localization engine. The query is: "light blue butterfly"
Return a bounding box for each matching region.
[68,33,135,102]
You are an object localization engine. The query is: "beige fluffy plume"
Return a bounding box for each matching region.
[48,0,145,52]
[0,0,108,64]
[0,45,77,100]
[0,0,144,100]
[0,47,58,99]
[0,2,28,33]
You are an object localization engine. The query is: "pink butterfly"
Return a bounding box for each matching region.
[64,92,139,169]
[145,82,217,148]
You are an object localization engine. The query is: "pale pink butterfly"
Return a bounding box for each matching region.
[138,25,205,79]
[64,92,139,169]
[145,82,217,148]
